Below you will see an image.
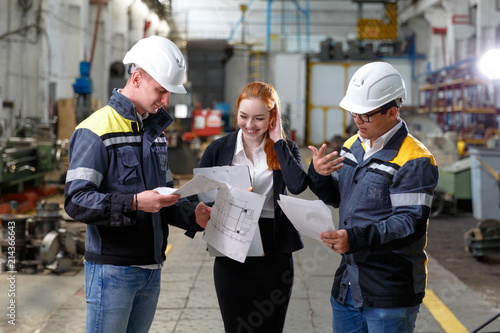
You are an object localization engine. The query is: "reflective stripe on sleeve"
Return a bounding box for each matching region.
[390,192,433,208]
[66,167,104,186]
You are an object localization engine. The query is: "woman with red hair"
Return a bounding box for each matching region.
[198,82,309,332]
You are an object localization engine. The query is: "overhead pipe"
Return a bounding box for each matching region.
[129,0,150,46]
[89,0,103,71]
[291,0,310,53]
[227,0,254,44]
[415,56,477,80]
[266,0,273,51]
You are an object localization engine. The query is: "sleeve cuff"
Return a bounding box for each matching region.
[109,193,135,226]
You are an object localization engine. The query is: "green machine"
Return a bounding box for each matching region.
[434,157,472,216]
[0,137,62,194]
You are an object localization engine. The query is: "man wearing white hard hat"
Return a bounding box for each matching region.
[308,62,439,332]
[64,36,211,333]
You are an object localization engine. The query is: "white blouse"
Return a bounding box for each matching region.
[232,130,274,219]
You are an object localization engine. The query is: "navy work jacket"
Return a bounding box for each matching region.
[309,121,439,308]
[64,90,201,266]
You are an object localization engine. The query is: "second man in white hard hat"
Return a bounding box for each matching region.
[308,62,439,333]
[64,36,211,333]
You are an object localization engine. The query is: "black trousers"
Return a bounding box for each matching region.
[214,218,294,333]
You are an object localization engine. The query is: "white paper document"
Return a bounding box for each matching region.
[193,165,252,202]
[155,169,265,263]
[193,166,263,259]
[277,194,335,240]
[203,185,266,263]
[154,173,221,198]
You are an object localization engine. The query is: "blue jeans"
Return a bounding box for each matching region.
[84,261,161,333]
[330,287,420,333]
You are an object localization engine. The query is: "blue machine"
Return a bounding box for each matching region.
[73,61,92,95]
[73,61,93,123]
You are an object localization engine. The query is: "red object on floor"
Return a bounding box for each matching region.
[33,184,59,197]
[0,203,11,214]
[0,184,60,214]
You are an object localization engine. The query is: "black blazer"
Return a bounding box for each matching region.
[198,130,309,253]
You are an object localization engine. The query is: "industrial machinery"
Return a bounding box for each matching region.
[403,113,473,217]
[0,137,57,192]
[0,201,85,274]
[191,103,223,137]
[40,227,84,274]
[465,219,500,261]
[0,113,66,194]
[73,61,93,124]
[166,102,225,175]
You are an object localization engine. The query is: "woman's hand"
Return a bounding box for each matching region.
[269,108,284,142]
[195,202,212,228]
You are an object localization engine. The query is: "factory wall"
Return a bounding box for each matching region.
[0,0,409,147]
[306,59,416,146]
[270,53,307,146]
[1,0,496,147]
[0,0,169,136]
[224,48,249,128]
[0,0,88,125]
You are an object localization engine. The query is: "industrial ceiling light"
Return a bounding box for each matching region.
[478,49,500,80]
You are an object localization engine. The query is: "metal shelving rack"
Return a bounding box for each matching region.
[418,78,498,147]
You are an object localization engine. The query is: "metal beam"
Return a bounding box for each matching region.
[399,0,441,24]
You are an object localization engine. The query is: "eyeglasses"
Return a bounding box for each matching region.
[349,106,390,123]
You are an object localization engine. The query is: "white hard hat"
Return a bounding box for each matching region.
[339,62,406,114]
[123,36,187,94]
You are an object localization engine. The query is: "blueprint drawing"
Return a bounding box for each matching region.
[203,184,265,263]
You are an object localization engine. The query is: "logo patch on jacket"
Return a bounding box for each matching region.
[367,186,384,199]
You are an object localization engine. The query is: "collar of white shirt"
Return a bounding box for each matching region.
[235,129,265,156]
[359,120,402,160]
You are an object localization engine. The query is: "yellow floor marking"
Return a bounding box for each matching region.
[423,289,468,333]
[165,244,173,257]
